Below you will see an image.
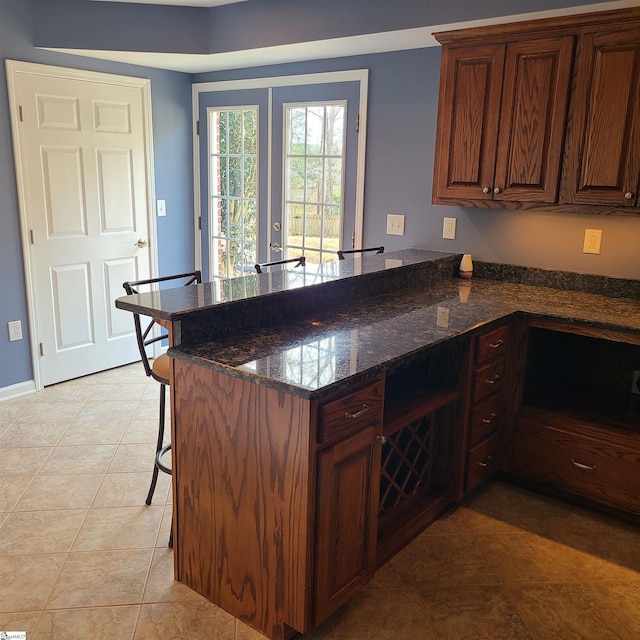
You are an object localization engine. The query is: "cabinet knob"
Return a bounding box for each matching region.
[493,187,501,194]
[625,192,633,200]
[376,435,387,445]
[478,455,494,468]
[482,187,490,194]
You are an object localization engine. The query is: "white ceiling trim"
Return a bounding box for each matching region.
[46,0,640,74]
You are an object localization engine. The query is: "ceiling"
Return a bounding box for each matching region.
[55,0,639,73]
[89,0,248,6]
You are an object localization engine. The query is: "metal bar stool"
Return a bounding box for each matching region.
[123,270,202,547]
[337,246,384,259]
[254,256,306,273]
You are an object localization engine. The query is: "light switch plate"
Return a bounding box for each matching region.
[157,199,167,217]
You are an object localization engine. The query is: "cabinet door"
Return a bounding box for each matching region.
[494,36,574,202]
[433,43,505,201]
[561,29,640,206]
[314,425,381,624]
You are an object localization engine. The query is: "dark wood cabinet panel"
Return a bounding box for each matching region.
[495,37,574,202]
[466,430,501,493]
[433,43,504,201]
[509,321,640,519]
[433,7,640,214]
[172,359,314,639]
[561,28,640,207]
[314,425,381,624]
[461,321,513,496]
[433,36,573,205]
[511,416,640,514]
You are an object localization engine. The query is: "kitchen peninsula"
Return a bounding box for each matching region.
[116,249,640,640]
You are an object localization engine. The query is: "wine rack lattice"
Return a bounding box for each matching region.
[379,414,433,516]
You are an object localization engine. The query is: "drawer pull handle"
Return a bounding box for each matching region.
[345,404,370,419]
[482,412,498,424]
[376,435,387,445]
[478,455,494,468]
[489,339,504,349]
[485,374,501,385]
[571,459,596,471]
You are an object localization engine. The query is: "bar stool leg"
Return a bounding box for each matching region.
[145,382,166,506]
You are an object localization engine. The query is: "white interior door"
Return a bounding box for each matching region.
[7,62,155,387]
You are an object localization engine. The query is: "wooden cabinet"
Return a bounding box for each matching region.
[511,413,640,515]
[561,26,640,207]
[433,36,574,204]
[463,322,512,494]
[433,7,640,214]
[509,321,640,517]
[314,382,384,624]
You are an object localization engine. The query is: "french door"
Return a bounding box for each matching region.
[195,72,367,282]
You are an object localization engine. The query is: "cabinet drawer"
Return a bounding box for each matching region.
[469,394,502,446]
[319,381,384,444]
[472,357,505,404]
[511,418,640,514]
[475,324,510,365]
[466,431,501,492]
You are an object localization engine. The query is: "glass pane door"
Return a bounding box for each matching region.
[284,102,346,265]
[271,82,360,267]
[198,88,269,283]
[209,107,258,278]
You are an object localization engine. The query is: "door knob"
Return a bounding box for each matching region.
[135,239,148,248]
[271,242,282,253]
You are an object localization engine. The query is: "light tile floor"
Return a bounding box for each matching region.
[1,364,640,639]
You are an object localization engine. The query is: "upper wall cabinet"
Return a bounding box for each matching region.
[432,7,640,215]
[561,27,640,208]
[433,37,573,204]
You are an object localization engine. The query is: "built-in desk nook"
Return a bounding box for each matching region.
[116,249,640,640]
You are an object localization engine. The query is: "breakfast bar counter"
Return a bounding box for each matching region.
[115,249,640,640]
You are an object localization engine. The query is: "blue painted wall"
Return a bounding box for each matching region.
[195,46,640,280]
[0,0,195,390]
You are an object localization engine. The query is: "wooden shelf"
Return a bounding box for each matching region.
[384,386,461,435]
[523,385,640,435]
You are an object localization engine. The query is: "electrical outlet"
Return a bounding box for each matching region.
[583,228,602,254]
[386,213,405,236]
[8,320,22,341]
[632,370,640,395]
[443,217,456,239]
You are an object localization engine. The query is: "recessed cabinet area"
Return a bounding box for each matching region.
[510,322,640,515]
[432,7,640,214]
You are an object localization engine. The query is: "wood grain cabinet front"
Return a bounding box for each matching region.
[314,380,385,624]
[464,322,512,494]
[560,26,640,208]
[432,7,640,214]
[432,36,574,205]
[511,417,640,515]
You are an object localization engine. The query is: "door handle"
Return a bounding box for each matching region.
[135,239,148,248]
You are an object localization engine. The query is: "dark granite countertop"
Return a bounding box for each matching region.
[115,249,456,321]
[170,276,640,399]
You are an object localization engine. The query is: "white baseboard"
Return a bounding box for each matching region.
[0,379,37,402]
